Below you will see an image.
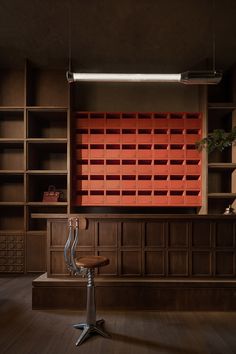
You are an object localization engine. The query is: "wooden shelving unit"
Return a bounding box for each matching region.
[0,62,69,273]
[1,59,235,273]
[207,69,236,214]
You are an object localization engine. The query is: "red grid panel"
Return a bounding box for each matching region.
[74,111,202,207]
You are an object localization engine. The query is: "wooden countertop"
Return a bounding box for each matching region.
[31,213,236,219]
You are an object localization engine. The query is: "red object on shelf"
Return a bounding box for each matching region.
[74,111,202,207]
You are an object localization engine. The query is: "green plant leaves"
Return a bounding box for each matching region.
[195,127,236,153]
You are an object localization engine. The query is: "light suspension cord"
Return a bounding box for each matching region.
[68,0,72,73]
[212,0,216,72]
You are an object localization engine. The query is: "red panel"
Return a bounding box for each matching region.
[74,111,202,207]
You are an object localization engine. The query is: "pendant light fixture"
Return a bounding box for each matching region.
[66,70,222,84]
[67,0,222,85]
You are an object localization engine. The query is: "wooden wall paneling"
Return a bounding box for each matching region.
[47,219,67,276]
[215,221,235,248]
[120,221,142,247]
[168,250,189,276]
[45,216,236,279]
[96,220,118,275]
[50,250,68,276]
[144,221,166,247]
[167,221,189,276]
[190,220,213,276]
[191,220,212,248]
[144,221,166,276]
[214,221,236,277]
[192,251,212,276]
[168,221,189,248]
[49,220,68,247]
[121,250,142,276]
[215,251,235,276]
[144,250,165,276]
[26,232,46,272]
[120,221,142,276]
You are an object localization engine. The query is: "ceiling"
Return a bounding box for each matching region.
[0,0,236,74]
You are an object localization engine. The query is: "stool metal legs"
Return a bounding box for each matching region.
[73,268,110,346]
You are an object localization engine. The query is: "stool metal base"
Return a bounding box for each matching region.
[73,319,110,346]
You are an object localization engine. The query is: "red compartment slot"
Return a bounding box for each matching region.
[106,144,120,158]
[153,190,168,205]
[121,160,136,174]
[169,190,184,204]
[105,175,120,189]
[106,114,121,127]
[170,113,183,119]
[106,113,120,119]
[122,113,136,119]
[169,114,184,128]
[76,144,89,149]
[106,129,120,134]
[90,190,104,195]
[76,112,89,119]
[121,190,136,205]
[153,113,168,119]
[121,144,136,158]
[121,175,136,189]
[186,113,200,119]
[137,190,152,204]
[76,128,89,134]
[106,159,120,174]
[185,190,201,205]
[90,113,105,119]
[137,175,152,189]
[89,144,105,158]
[153,129,168,143]
[169,144,184,158]
[153,175,168,189]
[169,175,184,189]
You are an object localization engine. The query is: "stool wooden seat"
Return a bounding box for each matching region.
[64,217,110,346]
[75,256,109,269]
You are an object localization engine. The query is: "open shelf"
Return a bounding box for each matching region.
[26,67,68,107]
[27,110,67,138]
[27,205,67,231]
[27,174,67,202]
[0,206,24,231]
[0,109,24,139]
[208,193,236,198]
[27,142,67,170]
[0,142,24,170]
[208,163,236,169]
[0,174,24,202]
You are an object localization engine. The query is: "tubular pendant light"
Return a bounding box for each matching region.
[66,0,222,85]
[66,70,222,84]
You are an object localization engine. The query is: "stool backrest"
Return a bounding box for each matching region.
[64,217,87,275]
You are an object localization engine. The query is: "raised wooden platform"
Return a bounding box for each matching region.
[32,273,236,310]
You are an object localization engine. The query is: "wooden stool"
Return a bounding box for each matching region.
[64,217,110,346]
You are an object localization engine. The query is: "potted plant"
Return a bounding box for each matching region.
[196,127,236,152]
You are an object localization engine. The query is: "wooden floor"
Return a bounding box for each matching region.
[1,276,236,354]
